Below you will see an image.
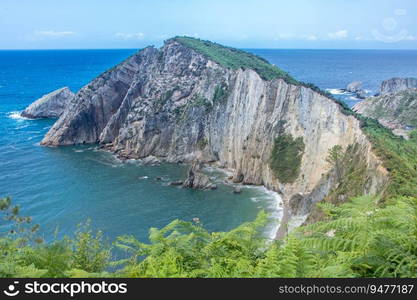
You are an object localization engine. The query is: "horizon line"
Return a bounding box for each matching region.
[1,47,417,51]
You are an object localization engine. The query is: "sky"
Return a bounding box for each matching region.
[1,0,417,49]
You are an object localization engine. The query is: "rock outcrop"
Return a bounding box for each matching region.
[353,88,417,138]
[380,77,417,95]
[21,87,74,119]
[183,162,217,190]
[346,81,366,98]
[40,37,388,226]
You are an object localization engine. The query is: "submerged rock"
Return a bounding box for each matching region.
[21,87,74,119]
[183,162,217,190]
[232,187,242,194]
[168,181,183,186]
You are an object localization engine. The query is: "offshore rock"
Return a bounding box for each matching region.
[183,162,217,190]
[21,87,74,119]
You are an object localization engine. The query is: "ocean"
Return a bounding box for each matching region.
[1,49,416,242]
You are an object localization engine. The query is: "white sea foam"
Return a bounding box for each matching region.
[8,111,29,121]
[203,165,283,239]
[243,185,283,240]
[325,88,346,95]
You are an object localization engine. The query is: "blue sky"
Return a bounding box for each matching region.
[1,0,417,49]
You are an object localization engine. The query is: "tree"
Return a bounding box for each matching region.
[326,145,343,182]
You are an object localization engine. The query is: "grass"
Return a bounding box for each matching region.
[173,36,298,83]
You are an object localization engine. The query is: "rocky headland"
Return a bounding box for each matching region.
[379,77,417,95]
[36,37,389,234]
[353,87,417,138]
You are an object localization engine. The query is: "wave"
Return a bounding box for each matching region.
[246,185,283,240]
[325,88,347,95]
[8,111,29,121]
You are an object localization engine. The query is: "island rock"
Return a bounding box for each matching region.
[21,87,74,119]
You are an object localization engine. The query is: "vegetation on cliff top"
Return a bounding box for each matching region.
[173,36,298,83]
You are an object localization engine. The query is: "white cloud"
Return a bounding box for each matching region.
[305,35,318,41]
[395,8,407,16]
[115,32,145,40]
[404,35,417,41]
[273,33,295,40]
[328,30,348,40]
[34,30,75,37]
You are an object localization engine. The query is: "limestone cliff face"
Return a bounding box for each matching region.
[41,38,388,220]
[21,87,74,119]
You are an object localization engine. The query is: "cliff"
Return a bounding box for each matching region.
[21,87,74,119]
[353,88,417,138]
[40,37,388,226]
[380,77,417,95]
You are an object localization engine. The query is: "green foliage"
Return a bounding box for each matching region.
[326,145,343,181]
[409,130,417,143]
[0,198,110,278]
[71,220,110,273]
[174,36,298,83]
[114,212,268,278]
[270,134,305,183]
[1,195,417,278]
[212,83,229,104]
[297,196,417,277]
[359,117,417,199]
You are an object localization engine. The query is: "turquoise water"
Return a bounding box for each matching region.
[0,50,280,242]
[1,49,416,242]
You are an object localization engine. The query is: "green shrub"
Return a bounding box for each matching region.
[270,134,305,183]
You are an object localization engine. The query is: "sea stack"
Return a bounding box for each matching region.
[21,87,74,119]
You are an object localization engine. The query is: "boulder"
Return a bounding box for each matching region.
[21,87,74,119]
[183,162,217,190]
[168,181,183,186]
[232,187,242,194]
